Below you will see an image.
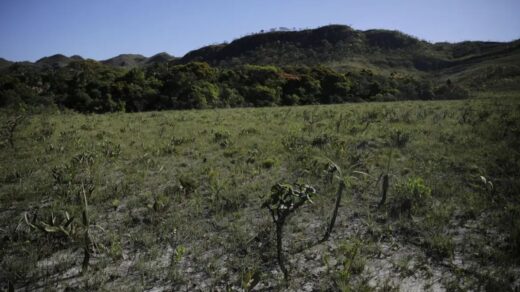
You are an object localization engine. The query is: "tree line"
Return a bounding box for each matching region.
[0,60,469,113]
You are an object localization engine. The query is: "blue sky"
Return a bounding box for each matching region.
[1,0,519,62]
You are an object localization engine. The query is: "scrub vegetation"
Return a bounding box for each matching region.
[1,95,519,291]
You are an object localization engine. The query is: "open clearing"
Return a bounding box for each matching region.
[1,96,519,291]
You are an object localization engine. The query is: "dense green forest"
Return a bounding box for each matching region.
[0,60,470,112]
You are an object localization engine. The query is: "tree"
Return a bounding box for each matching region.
[246,84,280,106]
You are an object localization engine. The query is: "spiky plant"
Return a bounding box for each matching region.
[321,160,365,242]
[24,211,76,239]
[322,161,343,242]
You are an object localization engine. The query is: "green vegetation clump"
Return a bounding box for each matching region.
[392,177,432,215]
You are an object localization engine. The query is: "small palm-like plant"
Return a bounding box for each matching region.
[24,211,76,239]
[262,183,316,282]
[25,183,98,273]
[321,161,344,242]
[321,160,365,242]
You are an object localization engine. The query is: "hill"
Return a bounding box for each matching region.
[100,53,176,68]
[35,54,84,68]
[101,54,148,68]
[179,25,520,87]
[146,52,176,65]
[180,25,425,68]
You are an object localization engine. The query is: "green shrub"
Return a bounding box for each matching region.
[261,158,277,169]
[391,177,432,217]
[395,177,431,203]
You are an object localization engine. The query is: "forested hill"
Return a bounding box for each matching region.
[181,25,440,69]
[1,25,519,112]
[180,25,520,72]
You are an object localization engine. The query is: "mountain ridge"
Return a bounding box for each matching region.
[2,25,518,71]
[6,52,177,69]
[177,25,520,76]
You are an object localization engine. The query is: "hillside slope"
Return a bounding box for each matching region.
[178,25,520,86]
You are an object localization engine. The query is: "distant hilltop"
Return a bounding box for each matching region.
[0,52,177,70]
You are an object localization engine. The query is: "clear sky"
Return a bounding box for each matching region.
[1,0,519,62]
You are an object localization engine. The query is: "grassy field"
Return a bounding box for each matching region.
[1,96,519,291]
